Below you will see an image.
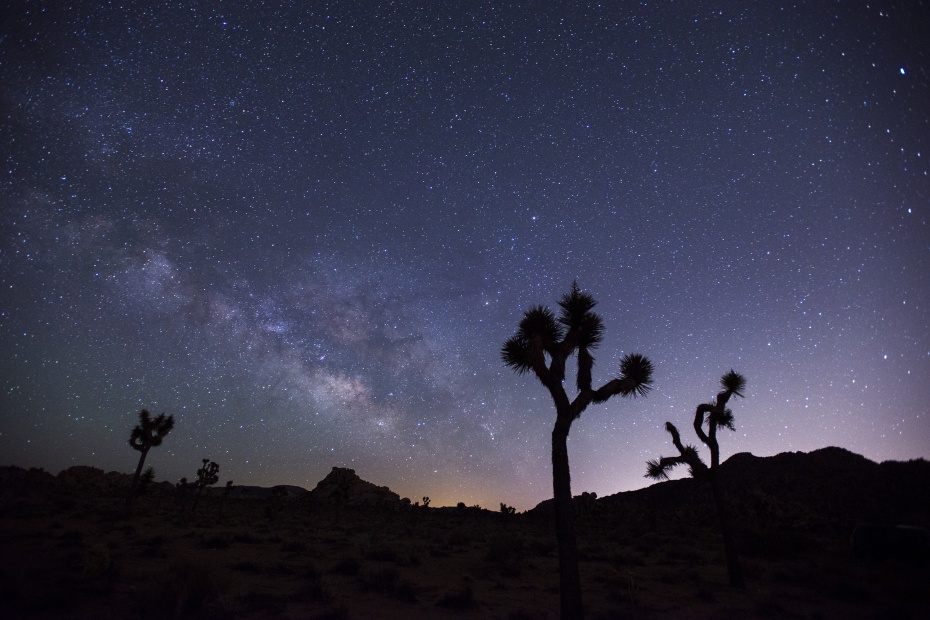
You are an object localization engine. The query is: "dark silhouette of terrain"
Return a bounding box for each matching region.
[529,446,930,530]
[1,446,928,619]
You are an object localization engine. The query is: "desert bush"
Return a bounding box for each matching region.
[231,561,262,573]
[429,545,451,558]
[437,584,474,609]
[694,584,716,602]
[268,562,297,576]
[200,533,230,549]
[358,566,397,591]
[358,566,417,602]
[398,551,421,567]
[82,543,114,577]
[239,591,287,615]
[392,579,417,603]
[297,576,332,603]
[312,607,349,620]
[332,555,360,575]
[146,557,231,618]
[526,536,556,557]
[754,595,789,618]
[362,539,399,562]
[281,540,308,553]
[140,535,167,559]
[485,533,524,578]
[740,526,814,560]
[445,528,471,547]
[59,529,84,547]
[232,532,259,544]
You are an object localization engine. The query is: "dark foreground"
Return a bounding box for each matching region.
[1,464,928,619]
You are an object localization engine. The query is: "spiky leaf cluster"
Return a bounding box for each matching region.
[501,306,562,375]
[720,370,746,397]
[195,459,220,488]
[713,408,736,431]
[558,282,603,349]
[129,410,175,452]
[618,353,655,398]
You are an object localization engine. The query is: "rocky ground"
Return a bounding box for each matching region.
[1,455,928,619]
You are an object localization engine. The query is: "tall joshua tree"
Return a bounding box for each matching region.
[502,283,654,620]
[646,370,747,588]
[126,409,175,506]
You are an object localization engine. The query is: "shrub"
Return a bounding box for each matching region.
[437,585,474,609]
[486,534,525,578]
[200,534,230,550]
[332,556,360,576]
[146,557,230,618]
[281,541,307,553]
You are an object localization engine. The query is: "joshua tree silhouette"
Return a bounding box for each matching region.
[188,459,220,519]
[646,370,747,588]
[126,409,175,507]
[502,282,654,620]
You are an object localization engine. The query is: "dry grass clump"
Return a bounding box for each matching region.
[140,556,232,619]
[436,583,474,609]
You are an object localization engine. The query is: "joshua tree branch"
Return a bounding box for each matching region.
[693,403,713,446]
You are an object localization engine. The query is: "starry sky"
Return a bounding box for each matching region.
[2,2,928,511]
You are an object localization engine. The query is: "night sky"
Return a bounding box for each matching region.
[2,2,928,511]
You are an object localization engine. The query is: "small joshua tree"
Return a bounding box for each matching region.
[188,459,220,519]
[138,466,156,495]
[646,370,747,588]
[422,496,431,508]
[502,282,654,620]
[126,409,175,507]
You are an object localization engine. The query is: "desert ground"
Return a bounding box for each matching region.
[1,463,928,619]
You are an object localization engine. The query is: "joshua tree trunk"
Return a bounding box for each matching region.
[502,284,654,620]
[190,485,204,517]
[709,472,744,588]
[126,447,150,506]
[553,418,583,620]
[647,370,748,589]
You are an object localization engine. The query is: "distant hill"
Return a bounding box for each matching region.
[530,446,930,528]
[225,484,309,500]
[3,447,928,526]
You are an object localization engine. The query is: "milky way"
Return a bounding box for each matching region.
[2,2,928,510]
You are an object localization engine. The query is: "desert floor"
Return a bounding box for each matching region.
[1,485,927,619]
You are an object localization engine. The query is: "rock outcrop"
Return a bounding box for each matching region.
[309,467,400,508]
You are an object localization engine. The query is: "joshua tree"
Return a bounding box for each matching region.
[188,459,220,519]
[126,409,175,506]
[138,466,156,495]
[502,282,654,620]
[646,370,747,588]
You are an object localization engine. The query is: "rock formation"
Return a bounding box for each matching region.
[309,467,400,508]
